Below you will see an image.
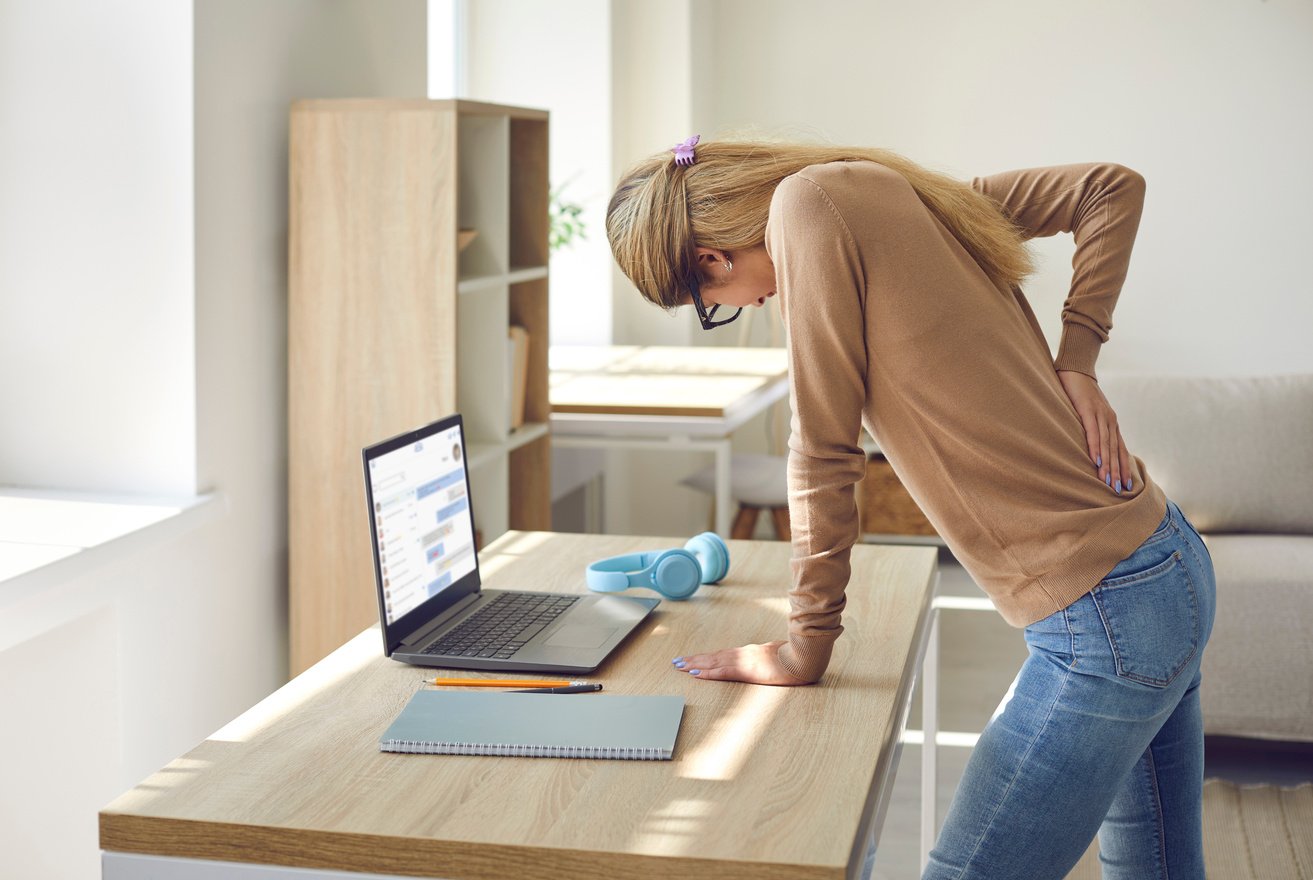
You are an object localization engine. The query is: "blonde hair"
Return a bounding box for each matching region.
[606,139,1035,310]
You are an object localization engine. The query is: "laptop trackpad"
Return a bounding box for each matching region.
[545,625,617,649]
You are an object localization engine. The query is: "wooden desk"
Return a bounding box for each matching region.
[550,346,791,536]
[101,531,938,880]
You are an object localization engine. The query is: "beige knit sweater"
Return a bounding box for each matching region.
[765,160,1168,682]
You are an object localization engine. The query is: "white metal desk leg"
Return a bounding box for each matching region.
[920,599,940,873]
[713,439,733,538]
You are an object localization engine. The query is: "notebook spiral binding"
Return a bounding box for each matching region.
[380,740,670,760]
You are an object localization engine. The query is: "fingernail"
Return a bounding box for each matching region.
[1096,455,1102,468]
[1106,474,1112,486]
[689,669,701,675]
[1115,480,1123,494]
[1126,478,1133,491]
[672,657,683,664]
[674,661,686,669]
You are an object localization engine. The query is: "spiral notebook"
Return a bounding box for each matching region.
[379,690,686,760]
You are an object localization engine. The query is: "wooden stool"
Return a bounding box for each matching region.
[681,453,791,541]
[730,504,791,541]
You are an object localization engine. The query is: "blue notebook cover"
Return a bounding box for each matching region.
[379,691,685,760]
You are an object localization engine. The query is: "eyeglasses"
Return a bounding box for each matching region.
[687,274,742,330]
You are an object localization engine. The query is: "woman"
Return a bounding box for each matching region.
[606,137,1217,880]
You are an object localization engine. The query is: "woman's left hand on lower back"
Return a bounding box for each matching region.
[1057,369,1133,494]
[672,640,813,686]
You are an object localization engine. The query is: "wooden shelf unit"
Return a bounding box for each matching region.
[289,99,551,675]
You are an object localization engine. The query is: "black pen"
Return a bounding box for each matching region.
[505,683,603,694]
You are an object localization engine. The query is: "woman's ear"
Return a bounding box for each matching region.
[693,246,729,267]
[692,248,732,287]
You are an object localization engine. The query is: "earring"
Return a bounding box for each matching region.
[723,260,733,272]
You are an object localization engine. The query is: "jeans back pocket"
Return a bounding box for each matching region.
[1090,550,1200,688]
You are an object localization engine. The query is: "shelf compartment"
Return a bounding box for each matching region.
[467,421,548,473]
[509,434,552,531]
[509,277,550,426]
[457,281,510,445]
[509,118,549,271]
[457,113,509,280]
[469,454,509,546]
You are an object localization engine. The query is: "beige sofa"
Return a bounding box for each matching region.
[1100,374,1313,743]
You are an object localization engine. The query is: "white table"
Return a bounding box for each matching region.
[549,345,791,537]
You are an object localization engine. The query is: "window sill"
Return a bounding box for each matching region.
[0,488,224,612]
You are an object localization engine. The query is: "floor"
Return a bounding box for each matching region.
[865,547,1313,880]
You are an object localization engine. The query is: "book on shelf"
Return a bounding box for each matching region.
[508,325,530,430]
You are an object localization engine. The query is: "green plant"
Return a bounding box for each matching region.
[549,180,587,253]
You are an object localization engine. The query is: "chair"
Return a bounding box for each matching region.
[681,453,790,540]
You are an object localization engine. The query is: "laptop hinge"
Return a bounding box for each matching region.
[401,593,481,649]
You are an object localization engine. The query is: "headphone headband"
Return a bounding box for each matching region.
[586,551,659,593]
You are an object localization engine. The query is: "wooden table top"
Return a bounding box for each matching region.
[100,531,936,880]
[549,345,789,418]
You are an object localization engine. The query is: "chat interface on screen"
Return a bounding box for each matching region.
[368,425,475,625]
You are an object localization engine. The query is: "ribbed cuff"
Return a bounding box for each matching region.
[778,634,837,683]
[1053,323,1103,379]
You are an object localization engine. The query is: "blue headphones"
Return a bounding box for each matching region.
[585,532,730,600]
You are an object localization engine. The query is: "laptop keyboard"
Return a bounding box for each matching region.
[422,592,580,659]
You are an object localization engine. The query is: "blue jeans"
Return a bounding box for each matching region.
[924,499,1217,880]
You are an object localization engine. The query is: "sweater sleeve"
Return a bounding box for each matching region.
[765,173,868,683]
[970,163,1146,379]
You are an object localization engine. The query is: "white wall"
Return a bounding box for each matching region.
[700,0,1313,378]
[609,0,700,349]
[0,0,196,494]
[464,0,615,347]
[0,4,426,878]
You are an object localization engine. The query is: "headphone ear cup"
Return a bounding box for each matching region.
[684,532,730,584]
[651,550,701,600]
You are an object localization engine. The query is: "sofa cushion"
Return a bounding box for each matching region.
[1199,534,1313,741]
[1099,374,1313,534]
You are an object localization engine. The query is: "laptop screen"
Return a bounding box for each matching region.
[365,417,479,627]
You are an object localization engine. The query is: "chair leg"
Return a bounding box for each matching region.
[770,506,791,542]
[731,505,760,540]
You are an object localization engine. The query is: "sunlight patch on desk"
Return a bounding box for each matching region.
[626,797,715,855]
[680,685,788,781]
[748,595,791,615]
[109,757,211,810]
[209,629,378,743]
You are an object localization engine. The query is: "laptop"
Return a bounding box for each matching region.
[362,413,660,673]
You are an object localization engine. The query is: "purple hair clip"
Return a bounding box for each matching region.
[672,135,700,167]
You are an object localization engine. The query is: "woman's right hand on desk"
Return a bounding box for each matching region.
[672,640,814,686]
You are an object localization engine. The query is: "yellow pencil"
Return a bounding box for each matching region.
[425,677,586,688]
